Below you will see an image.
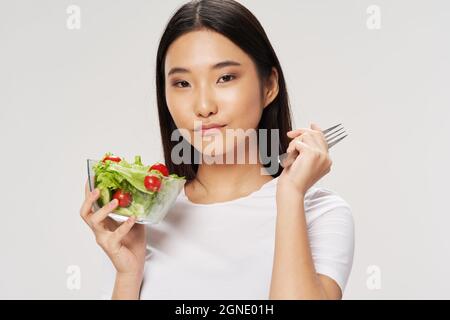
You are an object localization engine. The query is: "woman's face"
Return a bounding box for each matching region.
[164,29,278,161]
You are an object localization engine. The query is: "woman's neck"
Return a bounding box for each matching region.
[186,162,274,204]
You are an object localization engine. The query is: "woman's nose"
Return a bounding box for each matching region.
[193,87,218,118]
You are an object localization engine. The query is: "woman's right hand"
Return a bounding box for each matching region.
[80,181,147,279]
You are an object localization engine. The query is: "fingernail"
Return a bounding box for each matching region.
[92,188,99,197]
[110,199,118,207]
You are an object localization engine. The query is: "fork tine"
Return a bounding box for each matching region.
[324,126,344,139]
[326,129,346,142]
[327,134,348,149]
[322,123,342,135]
[279,124,348,168]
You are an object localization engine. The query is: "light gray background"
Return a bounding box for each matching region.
[1,0,449,299]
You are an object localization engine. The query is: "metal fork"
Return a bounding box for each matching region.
[278,123,348,168]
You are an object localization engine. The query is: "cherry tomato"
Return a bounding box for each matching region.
[102,155,121,163]
[112,189,132,207]
[149,163,169,177]
[144,175,161,192]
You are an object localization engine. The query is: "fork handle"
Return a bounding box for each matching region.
[280,149,300,168]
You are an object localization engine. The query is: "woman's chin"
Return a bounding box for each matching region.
[200,151,226,162]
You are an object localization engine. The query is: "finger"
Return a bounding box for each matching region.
[286,136,300,153]
[288,123,324,137]
[112,216,136,242]
[90,199,119,230]
[299,132,325,151]
[287,133,313,153]
[290,140,310,165]
[287,131,319,152]
[310,123,328,147]
[310,123,323,131]
[293,137,329,168]
[85,180,90,198]
[286,128,310,138]
[80,188,100,223]
[294,123,326,151]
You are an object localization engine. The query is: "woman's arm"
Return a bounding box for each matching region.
[112,272,144,300]
[269,189,342,300]
[80,182,147,300]
[270,123,343,299]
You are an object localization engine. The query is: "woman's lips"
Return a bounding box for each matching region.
[200,125,226,136]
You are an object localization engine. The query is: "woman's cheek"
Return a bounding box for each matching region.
[219,84,261,122]
[166,94,191,128]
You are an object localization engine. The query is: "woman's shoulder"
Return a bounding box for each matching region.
[304,185,353,221]
[304,186,355,294]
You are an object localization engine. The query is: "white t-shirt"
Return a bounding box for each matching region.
[100,176,354,299]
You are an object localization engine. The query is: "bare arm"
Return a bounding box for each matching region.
[80,182,147,300]
[271,123,343,299]
[112,272,144,300]
[269,192,341,300]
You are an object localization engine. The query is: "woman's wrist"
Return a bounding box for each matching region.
[276,182,306,202]
[112,272,144,300]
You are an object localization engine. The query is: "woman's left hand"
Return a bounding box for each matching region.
[277,123,333,197]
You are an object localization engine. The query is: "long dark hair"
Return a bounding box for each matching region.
[156,0,293,181]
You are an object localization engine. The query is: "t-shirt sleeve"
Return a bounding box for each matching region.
[306,187,355,294]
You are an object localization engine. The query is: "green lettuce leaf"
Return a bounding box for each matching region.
[92,153,185,218]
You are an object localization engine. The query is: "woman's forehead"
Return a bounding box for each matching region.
[165,30,251,73]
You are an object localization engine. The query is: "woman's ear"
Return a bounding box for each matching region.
[263,67,280,109]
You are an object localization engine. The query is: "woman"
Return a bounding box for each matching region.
[80,0,354,300]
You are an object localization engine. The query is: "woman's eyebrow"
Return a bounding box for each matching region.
[167,60,241,76]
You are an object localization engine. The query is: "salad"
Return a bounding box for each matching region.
[89,153,186,223]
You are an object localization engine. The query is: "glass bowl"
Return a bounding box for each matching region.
[87,159,186,224]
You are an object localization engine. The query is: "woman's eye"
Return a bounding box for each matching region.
[217,74,236,83]
[172,75,236,88]
[173,81,190,88]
